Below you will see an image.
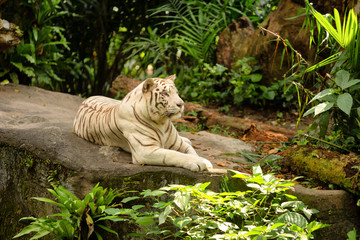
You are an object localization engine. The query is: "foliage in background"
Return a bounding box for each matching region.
[295,2,360,154]
[1,0,286,106]
[0,0,164,96]
[124,0,293,109]
[13,183,124,240]
[125,0,243,76]
[0,0,71,90]
[176,57,296,108]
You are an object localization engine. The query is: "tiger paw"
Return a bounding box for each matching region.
[183,157,213,172]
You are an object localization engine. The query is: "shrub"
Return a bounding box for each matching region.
[297,2,360,153]
[13,183,125,240]
[14,166,327,239]
[125,165,328,239]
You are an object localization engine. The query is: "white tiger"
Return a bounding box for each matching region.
[73,75,213,172]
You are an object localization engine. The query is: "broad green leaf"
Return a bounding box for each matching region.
[59,220,75,238]
[29,229,51,240]
[318,111,330,138]
[337,93,353,116]
[306,221,329,233]
[281,201,305,209]
[302,208,319,220]
[263,90,276,100]
[276,212,308,229]
[335,70,350,89]
[31,197,65,208]
[244,230,262,236]
[285,194,298,200]
[248,175,265,184]
[10,62,35,77]
[277,233,298,238]
[303,106,315,117]
[136,216,155,226]
[95,216,123,222]
[269,223,286,230]
[346,228,357,240]
[314,102,334,116]
[97,224,119,237]
[343,79,360,89]
[174,217,192,229]
[132,205,145,211]
[159,205,172,225]
[13,225,40,238]
[94,231,104,240]
[141,189,166,197]
[121,196,140,203]
[357,107,360,117]
[308,89,335,104]
[252,165,263,176]
[104,208,132,216]
[247,183,261,189]
[174,192,190,211]
[250,73,262,82]
[231,172,250,179]
[335,70,351,86]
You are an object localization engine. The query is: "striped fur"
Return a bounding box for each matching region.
[73,75,213,171]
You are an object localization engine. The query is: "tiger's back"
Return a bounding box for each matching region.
[73,96,130,151]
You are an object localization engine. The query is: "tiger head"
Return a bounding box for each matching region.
[142,75,184,121]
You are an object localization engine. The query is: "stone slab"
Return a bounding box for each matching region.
[0,84,253,193]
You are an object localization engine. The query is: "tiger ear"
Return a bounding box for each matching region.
[166,74,176,82]
[142,78,155,93]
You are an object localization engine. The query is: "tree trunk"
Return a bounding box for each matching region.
[281,146,360,195]
[185,102,297,140]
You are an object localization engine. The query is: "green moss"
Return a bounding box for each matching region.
[0,144,75,239]
[286,147,360,195]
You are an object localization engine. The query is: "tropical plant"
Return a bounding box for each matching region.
[298,2,360,153]
[13,183,125,240]
[302,69,360,153]
[0,0,71,90]
[148,0,242,66]
[304,1,360,73]
[125,165,328,239]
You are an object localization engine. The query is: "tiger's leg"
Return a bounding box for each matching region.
[138,148,212,171]
[126,134,213,171]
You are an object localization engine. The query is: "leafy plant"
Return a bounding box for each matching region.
[1,0,72,90]
[149,0,242,66]
[13,183,124,240]
[302,70,360,153]
[125,165,328,239]
[347,228,358,240]
[294,3,360,153]
[177,57,297,108]
[304,1,360,73]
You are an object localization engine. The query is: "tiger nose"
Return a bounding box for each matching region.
[177,100,184,108]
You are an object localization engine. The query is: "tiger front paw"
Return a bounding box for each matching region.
[183,157,213,172]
